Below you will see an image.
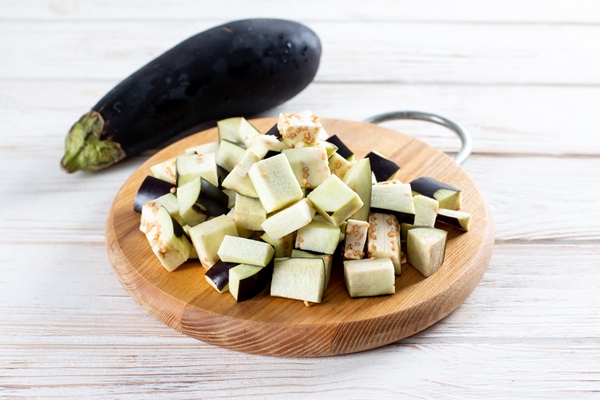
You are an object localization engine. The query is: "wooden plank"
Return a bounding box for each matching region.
[1,243,598,397]
[1,0,599,23]
[1,21,599,85]
[3,81,600,156]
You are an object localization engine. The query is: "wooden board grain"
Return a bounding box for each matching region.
[105,118,494,357]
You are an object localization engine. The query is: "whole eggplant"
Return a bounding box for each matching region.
[61,18,321,173]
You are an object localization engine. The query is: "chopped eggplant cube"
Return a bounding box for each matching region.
[140,193,184,234]
[290,250,333,289]
[282,147,331,188]
[406,228,447,277]
[271,258,325,303]
[343,219,369,260]
[413,195,439,228]
[261,232,295,258]
[436,209,471,231]
[248,153,303,213]
[216,139,246,172]
[247,134,287,159]
[188,215,238,269]
[277,110,325,147]
[176,152,219,187]
[370,180,415,224]
[367,213,402,275]
[217,117,260,147]
[234,194,267,231]
[306,174,364,227]
[261,199,315,240]
[177,177,229,226]
[328,152,352,179]
[325,135,354,161]
[134,176,176,213]
[204,260,238,293]
[342,158,372,221]
[410,176,462,210]
[217,235,275,267]
[149,157,177,185]
[229,263,271,302]
[344,258,395,298]
[295,219,340,255]
[144,206,192,272]
[366,151,400,182]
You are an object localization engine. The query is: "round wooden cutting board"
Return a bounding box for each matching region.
[106,118,494,357]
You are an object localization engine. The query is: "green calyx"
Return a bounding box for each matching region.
[60,111,126,173]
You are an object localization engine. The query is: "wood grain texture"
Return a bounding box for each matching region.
[105,118,494,357]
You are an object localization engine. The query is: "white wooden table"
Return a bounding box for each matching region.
[2,1,599,398]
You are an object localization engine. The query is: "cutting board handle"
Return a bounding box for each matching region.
[363,111,472,165]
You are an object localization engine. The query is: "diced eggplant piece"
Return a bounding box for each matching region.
[184,141,219,155]
[343,219,369,260]
[204,260,237,293]
[140,193,184,234]
[271,258,325,303]
[406,228,447,277]
[264,123,281,139]
[338,220,347,243]
[328,152,352,179]
[234,194,266,231]
[261,199,315,240]
[217,235,275,267]
[370,180,416,224]
[144,206,192,272]
[188,215,238,269]
[342,158,372,221]
[216,139,246,172]
[306,174,364,227]
[343,258,395,298]
[295,219,340,255]
[247,134,287,159]
[277,110,325,148]
[282,147,331,189]
[366,151,400,182]
[226,207,253,238]
[133,175,176,213]
[217,117,260,147]
[248,153,303,213]
[325,135,354,161]
[290,249,333,289]
[177,177,228,226]
[410,177,462,211]
[176,152,219,187]
[229,263,271,302]
[149,157,177,185]
[221,149,261,199]
[261,231,295,258]
[367,213,402,275]
[436,209,471,231]
[413,195,439,228]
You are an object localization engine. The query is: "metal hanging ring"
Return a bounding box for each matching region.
[363,111,472,165]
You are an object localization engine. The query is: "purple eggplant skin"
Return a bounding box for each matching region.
[133,176,176,213]
[410,177,460,198]
[366,151,400,182]
[61,18,322,173]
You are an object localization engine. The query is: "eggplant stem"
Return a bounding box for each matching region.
[60,111,126,173]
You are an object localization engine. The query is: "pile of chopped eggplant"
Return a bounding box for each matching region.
[135,111,472,304]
